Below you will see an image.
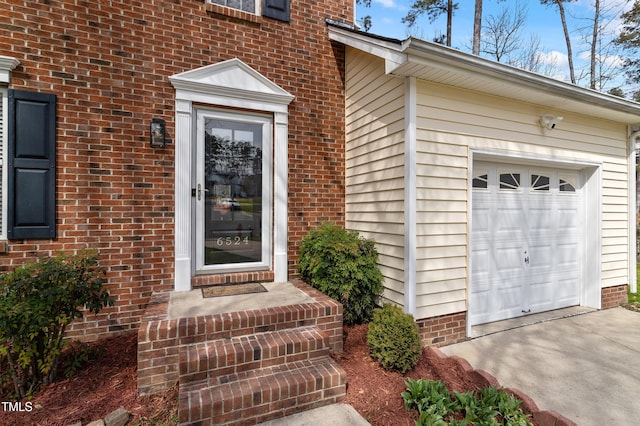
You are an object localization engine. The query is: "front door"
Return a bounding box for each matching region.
[195,109,272,273]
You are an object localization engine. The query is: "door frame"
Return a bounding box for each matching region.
[194,108,272,274]
[170,59,294,291]
[467,150,602,334]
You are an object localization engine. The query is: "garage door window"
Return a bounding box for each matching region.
[472,172,488,189]
[559,177,576,192]
[531,174,550,191]
[499,172,520,190]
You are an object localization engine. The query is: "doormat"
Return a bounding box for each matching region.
[201,283,267,298]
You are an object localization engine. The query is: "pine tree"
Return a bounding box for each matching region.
[615,0,640,85]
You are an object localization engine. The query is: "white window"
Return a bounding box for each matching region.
[207,0,259,14]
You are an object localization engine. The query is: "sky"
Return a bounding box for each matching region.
[356,0,638,96]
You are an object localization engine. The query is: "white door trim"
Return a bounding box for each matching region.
[171,59,294,291]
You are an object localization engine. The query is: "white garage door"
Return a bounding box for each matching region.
[470,162,582,326]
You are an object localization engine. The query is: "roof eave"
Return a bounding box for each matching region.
[328,24,640,124]
[400,38,640,122]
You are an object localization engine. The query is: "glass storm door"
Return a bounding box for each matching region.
[195,109,271,273]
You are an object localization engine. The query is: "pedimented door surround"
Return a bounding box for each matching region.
[170,59,294,291]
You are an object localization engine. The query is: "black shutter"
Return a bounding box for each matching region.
[7,90,56,240]
[262,0,290,22]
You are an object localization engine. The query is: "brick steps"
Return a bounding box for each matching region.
[179,326,330,385]
[178,357,346,425]
[137,280,344,396]
[141,283,348,425]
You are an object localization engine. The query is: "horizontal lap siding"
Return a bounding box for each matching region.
[345,48,406,305]
[414,80,630,319]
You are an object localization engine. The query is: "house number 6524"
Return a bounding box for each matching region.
[216,236,249,246]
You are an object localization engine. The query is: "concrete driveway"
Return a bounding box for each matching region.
[440,307,640,425]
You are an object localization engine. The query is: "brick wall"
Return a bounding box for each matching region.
[417,312,467,347]
[0,0,350,341]
[601,284,628,309]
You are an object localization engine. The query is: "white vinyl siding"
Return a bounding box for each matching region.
[415,79,629,314]
[345,48,406,305]
[343,46,631,322]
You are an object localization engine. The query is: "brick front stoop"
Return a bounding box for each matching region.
[137,280,346,425]
[429,348,578,426]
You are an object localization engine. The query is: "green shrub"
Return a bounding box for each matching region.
[367,304,422,373]
[0,252,113,398]
[298,223,383,325]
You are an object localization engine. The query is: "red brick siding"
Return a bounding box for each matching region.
[417,311,467,347]
[0,0,350,341]
[601,284,628,309]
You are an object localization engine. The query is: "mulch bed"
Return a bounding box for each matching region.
[0,324,544,426]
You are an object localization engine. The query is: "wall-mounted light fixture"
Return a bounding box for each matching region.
[539,114,563,130]
[150,118,166,148]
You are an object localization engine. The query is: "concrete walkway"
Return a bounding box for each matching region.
[441,307,640,425]
[256,404,371,426]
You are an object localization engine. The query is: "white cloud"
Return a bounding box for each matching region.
[373,0,396,8]
[538,50,569,68]
[536,50,571,82]
[577,50,625,68]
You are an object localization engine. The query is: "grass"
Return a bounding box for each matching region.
[629,263,640,304]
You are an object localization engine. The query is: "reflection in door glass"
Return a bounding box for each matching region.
[204,119,262,265]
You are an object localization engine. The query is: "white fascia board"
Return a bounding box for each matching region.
[327,26,407,71]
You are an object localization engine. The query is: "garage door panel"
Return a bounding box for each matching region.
[471,162,582,327]
[558,209,579,231]
[527,278,555,312]
[557,243,579,267]
[554,276,580,306]
[495,246,525,276]
[495,286,525,319]
[472,206,491,237]
[495,208,523,235]
[471,247,490,277]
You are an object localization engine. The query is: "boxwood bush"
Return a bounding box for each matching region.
[367,304,422,373]
[298,223,383,325]
[0,253,113,398]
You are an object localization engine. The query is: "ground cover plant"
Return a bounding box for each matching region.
[298,223,384,325]
[0,253,113,399]
[402,378,533,426]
